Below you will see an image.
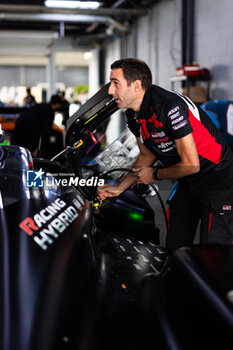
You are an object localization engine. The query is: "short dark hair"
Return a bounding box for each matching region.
[58,91,65,97]
[50,94,62,105]
[110,58,152,90]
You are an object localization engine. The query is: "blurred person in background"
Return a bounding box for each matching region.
[58,91,70,127]
[11,94,62,158]
[23,87,37,108]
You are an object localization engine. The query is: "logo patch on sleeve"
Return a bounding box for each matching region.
[223,205,232,211]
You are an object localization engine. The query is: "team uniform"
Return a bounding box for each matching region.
[126,85,233,250]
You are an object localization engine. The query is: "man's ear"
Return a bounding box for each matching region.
[133,80,143,92]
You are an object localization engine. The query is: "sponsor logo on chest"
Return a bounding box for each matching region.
[139,110,175,152]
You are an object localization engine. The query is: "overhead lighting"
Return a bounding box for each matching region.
[44,1,102,9]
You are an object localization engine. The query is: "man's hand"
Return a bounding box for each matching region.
[97,184,123,199]
[132,166,155,184]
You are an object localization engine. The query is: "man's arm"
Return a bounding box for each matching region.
[98,136,157,198]
[134,133,200,184]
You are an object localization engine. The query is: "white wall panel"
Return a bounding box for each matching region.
[195,0,233,99]
[88,48,100,97]
[104,0,182,139]
[105,37,121,82]
[116,0,182,90]
[105,37,122,144]
[103,0,233,141]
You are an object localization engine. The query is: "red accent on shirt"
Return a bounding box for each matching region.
[149,113,163,128]
[189,111,222,164]
[139,119,150,140]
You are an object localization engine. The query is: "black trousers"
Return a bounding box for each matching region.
[166,165,233,251]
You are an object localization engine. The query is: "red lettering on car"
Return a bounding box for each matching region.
[19,217,39,235]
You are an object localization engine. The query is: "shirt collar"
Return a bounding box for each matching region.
[139,86,153,118]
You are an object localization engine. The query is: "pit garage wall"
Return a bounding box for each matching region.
[134,0,182,90]
[194,0,233,99]
[104,0,233,100]
[104,37,123,143]
[102,0,182,142]
[99,0,233,141]
[120,0,182,90]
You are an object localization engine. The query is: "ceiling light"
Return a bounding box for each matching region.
[44,1,102,9]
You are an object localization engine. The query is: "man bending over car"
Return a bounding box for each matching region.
[98,58,233,251]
